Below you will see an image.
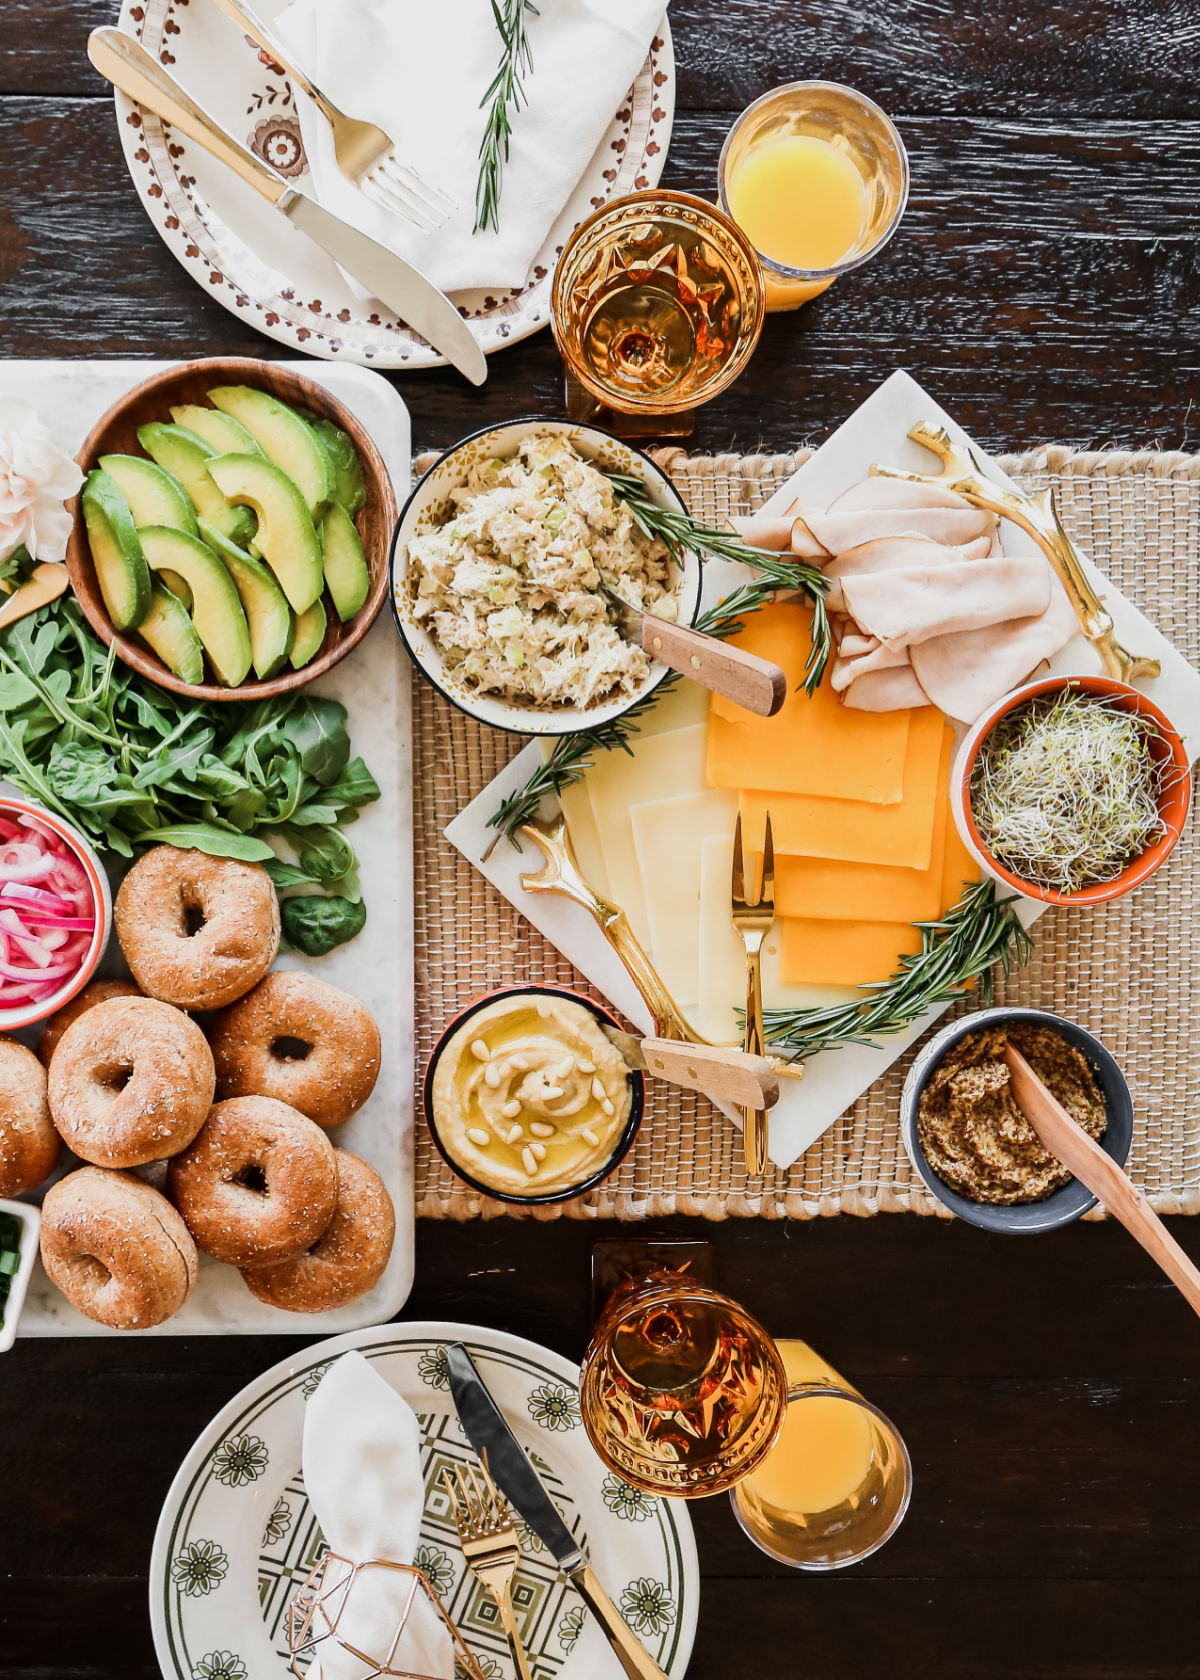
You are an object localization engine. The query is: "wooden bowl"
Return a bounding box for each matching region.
[64,357,398,702]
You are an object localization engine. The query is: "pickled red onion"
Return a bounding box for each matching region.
[0,812,97,1015]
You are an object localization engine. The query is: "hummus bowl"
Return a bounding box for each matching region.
[423,985,645,1206]
[900,1006,1134,1234]
[390,419,702,737]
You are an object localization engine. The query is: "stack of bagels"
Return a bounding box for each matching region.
[0,847,393,1330]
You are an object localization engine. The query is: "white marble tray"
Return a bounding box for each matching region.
[447,371,1200,1172]
[0,358,414,1335]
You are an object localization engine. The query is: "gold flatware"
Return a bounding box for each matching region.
[517,810,803,1081]
[874,421,1161,685]
[204,0,455,231]
[730,811,775,1175]
[598,583,787,717]
[443,1460,533,1680]
[1005,1045,1200,1320]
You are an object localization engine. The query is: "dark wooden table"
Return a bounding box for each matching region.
[4,5,1200,1676]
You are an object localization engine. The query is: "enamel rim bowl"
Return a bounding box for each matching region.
[0,796,112,1032]
[951,673,1193,906]
[389,419,702,737]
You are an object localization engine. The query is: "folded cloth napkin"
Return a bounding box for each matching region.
[276,0,666,296]
[303,1352,452,1680]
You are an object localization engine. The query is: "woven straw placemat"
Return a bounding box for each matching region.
[412,446,1200,1221]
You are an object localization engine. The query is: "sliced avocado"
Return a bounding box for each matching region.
[81,469,151,631]
[205,453,324,615]
[320,503,370,622]
[137,423,257,547]
[307,415,366,517]
[135,583,205,685]
[208,386,334,519]
[169,404,265,460]
[158,570,194,611]
[139,526,253,688]
[198,518,295,681]
[289,597,327,669]
[98,453,197,535]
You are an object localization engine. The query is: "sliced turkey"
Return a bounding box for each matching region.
[840,555,1053,649]
[909,586,1079,721]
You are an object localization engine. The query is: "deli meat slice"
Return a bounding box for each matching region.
[909,586,1079,721]
[790,505,998,558]
[830,637,911,694]
[840,664,932,711]
[828,477,972,513]
[726,513,797,551]
[840,555,1053,648]
[822,535,991,612]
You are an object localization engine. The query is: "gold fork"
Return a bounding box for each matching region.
[205,0,456,231]
[731,811,776,1176]
[443,1460,533,1680]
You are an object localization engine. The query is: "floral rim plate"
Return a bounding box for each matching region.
[113,0,674,368]
[149,1321,698,1680]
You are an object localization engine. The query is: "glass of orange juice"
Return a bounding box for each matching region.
[730,1338,912,1569]
[719,82,909,311]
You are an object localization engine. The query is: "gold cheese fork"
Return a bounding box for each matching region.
[731,811,776,1176]
[443,1460,533,1680]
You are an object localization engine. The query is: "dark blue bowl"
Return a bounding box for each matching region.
[900,1006,1134,1233]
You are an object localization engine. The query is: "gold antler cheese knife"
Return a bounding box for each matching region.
[87,28,487,387]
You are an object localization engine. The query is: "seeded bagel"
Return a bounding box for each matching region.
[241,1149,394,1312]
[37,978,144,1067]
[210,971,381,1128]
[40,1167,198,1329]
[0,1038,59,1196]
[114,846,279,1010]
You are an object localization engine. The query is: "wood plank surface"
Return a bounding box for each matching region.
[2,1,1199,1676]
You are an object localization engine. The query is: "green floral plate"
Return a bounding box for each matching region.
[150,1322,697,1680]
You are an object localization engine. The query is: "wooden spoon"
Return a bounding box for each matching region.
[1005,1044,1200,1319]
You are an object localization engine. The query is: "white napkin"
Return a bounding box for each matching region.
[276,0,666,295]
[303,1352,452,1680]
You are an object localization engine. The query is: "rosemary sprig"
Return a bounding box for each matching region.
[606,470,832,695]
[762,880,1032,1059]
[474,0,538,235]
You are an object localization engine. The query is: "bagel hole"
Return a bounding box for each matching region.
[232,1163,269,1196]
[183,904,207,937]
[98,1063,133,1095]
[271,1035,312,1063]
[75,1253,113,1291]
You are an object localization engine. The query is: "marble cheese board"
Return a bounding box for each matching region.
[446,370,1200,1173]
[0,358,414,1335]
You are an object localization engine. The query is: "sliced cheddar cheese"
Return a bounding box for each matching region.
[740,705,947,869]
[772,728,954,923]
[941,798,981,912]
[778,917,924,986]
[631,787,737,1011]
[707,601,912,803]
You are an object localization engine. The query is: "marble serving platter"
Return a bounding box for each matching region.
[447,370,1200,1172]
[0,358,414,1335]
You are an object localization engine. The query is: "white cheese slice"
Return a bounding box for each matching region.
[582,723,709,959]
[697,834,857,1044]
[630,787,738,1012]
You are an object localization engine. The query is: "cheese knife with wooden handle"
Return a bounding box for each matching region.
[601,1029,780,1110]
[1005,1045,1200,1321]
[599,583,787,717]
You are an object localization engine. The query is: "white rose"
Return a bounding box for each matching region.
[0,397,84,566]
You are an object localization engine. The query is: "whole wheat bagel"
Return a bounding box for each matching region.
[167,1095,338,1267]
[241,1149,394,1313]
[37,978,143,1067]
[0,1038,59,1197]
[48,996,215,1168]
[210,971,381,1128]
[39,1167,198,1329]
[114,846,279,1010]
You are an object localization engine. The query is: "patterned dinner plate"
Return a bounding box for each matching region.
[113,0,674,368]
[150,1322,698,1680]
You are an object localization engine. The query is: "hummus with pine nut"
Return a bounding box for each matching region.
[429,994,633,1197]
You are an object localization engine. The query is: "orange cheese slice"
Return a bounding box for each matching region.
[772,727,954,922]
[778,917,925,986]
[941,799,981,912]
[706,602,912,803]
[740,705,947,868]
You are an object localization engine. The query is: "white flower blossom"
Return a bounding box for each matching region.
[0,397,83,565]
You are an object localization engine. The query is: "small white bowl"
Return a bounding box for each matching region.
[389,418,702,737]
[0,796,113,1032]
[0,1199,41,1352]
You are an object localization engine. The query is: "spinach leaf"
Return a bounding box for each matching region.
[281,894,366,955]
[264,859,323,890]
[134,823,276,862]
[324,756,382,808]
[287,696,351,785]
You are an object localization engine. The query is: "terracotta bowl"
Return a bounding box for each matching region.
[951,673,1193,906]
[64,357,398,702]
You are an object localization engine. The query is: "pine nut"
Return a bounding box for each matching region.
[506,1123,524,1144]
[543,1084,564,1100]
[521,1145,538,1176]
[466,1127,490,1147]
[530,1142,547,1161]
[601,1097,615,1116]
[484,1063,501,1088]
[501,1099,522,1119]
[591,1076,606,1102]
[530,1121,555,1138]
[556,1056,576,1079]
[581,1128,600,1148]
[470,1039,490,1061]
[578,1060,595,1074]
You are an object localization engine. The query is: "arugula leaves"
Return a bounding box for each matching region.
[0,600,380,942]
